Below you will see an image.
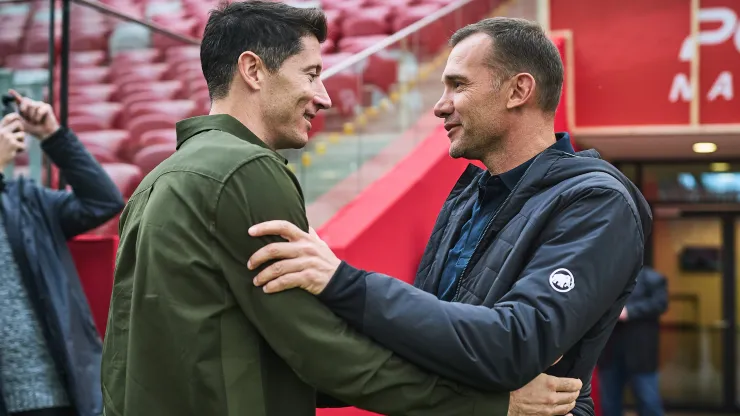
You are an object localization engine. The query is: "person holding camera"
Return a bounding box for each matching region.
[0,90,124,416]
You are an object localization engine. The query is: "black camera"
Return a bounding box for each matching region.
[1,93,17,117]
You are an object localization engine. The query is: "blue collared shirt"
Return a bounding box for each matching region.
[437,133,575,301]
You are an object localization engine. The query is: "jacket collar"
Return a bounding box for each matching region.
[175,114,287,164]
[477,132,576,191]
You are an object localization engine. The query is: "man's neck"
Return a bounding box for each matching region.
[210,99,274,150]
[481,122,556,175]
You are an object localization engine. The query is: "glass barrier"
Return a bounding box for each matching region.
[62,0,205,204]
[1,0,514,233]
[283,0,507,226]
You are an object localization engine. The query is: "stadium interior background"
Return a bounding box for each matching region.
[0,0,738,414]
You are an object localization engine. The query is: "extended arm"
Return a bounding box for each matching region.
[316,187,644,392]
[215,157,508,416]
[39,128,125,238]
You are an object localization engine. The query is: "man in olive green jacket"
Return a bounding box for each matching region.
[102,2,582,416]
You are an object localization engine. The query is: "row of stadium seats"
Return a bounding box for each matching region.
[2,0,497,235]
[0,0,450,60]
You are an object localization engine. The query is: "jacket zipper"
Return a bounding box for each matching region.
[451,155,541,302]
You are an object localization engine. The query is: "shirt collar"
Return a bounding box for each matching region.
[175,114,287,164]
[485,132,575,190]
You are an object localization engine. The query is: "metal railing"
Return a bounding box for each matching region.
[2,0,503,200]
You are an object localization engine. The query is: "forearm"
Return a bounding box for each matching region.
[320,263,546,391]
[41,127,122,204]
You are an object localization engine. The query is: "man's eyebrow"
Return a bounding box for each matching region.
[302,64,322,73]
[443,74,468,83]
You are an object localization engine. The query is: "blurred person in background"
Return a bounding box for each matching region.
[102,2,581,416]
[598,265,668,416]
[248,16,653,416]
[0,90,124,416]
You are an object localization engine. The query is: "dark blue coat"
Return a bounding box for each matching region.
[320,147,652,416]
[0,128,125,416]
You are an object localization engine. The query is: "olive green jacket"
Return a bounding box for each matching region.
[101,114,509,416]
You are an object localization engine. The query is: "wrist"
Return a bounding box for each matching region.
[40,127,61,141]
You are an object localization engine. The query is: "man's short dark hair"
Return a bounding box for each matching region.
[450,17,563,113]
[201,1,328,100]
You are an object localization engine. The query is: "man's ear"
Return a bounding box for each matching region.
[237,51,264,91]
[506,72,536,110]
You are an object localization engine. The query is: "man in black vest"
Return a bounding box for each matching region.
[598,266,668,416]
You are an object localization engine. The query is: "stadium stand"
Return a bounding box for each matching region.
[1,0,496,236]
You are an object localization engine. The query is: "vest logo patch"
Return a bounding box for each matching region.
[549,268,575,293]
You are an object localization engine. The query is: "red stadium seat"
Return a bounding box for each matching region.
[69,103,124,130]
[111,48,161,65]
[69,51,107,67]
[132,143,175,175]
[126,100,197,122]
[69,30,109,52]
[0,32,23,62]
[113,63,170,82]
[341,7,392,37]
[324,9,343,42]
[5,53,48,69]
[101,163,144,198]
[323,0,366,14]
[83,144,121,164]
[68,67,111,86]
[76,130,132,159]
[165,45,200,67]
[69,84,118,104]
[69,116,109,133]
[151,19,198,49]
[139,129,177,148]
[123,114,178,161]
[119,80,184,101]
[321,39,336,54]
[338,35,389,54]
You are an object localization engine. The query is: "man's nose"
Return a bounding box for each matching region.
[314,81,332,110]
[434,94,452,119]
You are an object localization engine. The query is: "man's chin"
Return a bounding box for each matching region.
[285,136,309,150]
[448,144,466,159]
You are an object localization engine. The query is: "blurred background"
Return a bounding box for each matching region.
[0,0,738,415]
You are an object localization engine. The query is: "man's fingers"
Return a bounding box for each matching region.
[253,257,310,286]
[308,226,319,238]
[248,242,301,270]
[553,390,580,405]
[249,220,306,242]
[1,112,20,127]
[552,356,563,366]
[17,97,30,118]
[263,272,304,294]
[30,103,41,122]
[8,89,22,103]
[4,119,23,134]
[552,402,576,416]
[554,376,582,392]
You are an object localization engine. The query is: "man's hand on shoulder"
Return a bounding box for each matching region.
[248,220,340,295]
[509,373,582,416]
